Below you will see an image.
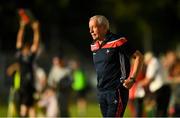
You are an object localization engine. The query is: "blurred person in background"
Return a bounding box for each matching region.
[89,15,143,117]
[162,50,178,77]
[169,57,180,116]
[128,63,146,117]
[69,59,88,116]
[6,62,21,116]
[16,18,40,117]
[139,52,171,116]
[48,55,72,117]
[161,50,178,116]
[34,65,47,96]
[37,86,59,117]
[33,65,47,116]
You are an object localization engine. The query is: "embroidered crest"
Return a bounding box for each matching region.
[106,49,110,54]
[113,99,118,104]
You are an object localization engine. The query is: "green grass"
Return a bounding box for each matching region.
[0,105,7,117]
[0,102,132,117]
[70,102,132,117]
[70,102,102,117]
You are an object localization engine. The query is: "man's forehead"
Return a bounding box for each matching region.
[89,19,100,26]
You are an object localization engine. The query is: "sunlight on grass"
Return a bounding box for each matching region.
[0,102,132,117]
[70,102,132,117]
[70,103,102,117]
[0,106,7,117]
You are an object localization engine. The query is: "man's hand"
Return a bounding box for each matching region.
[123,78,135,89]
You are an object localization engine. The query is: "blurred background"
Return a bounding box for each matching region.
[0,0,180,117]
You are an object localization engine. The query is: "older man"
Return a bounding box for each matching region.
[89,15,143,117]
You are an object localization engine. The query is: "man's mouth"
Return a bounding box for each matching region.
[91,34,96,37]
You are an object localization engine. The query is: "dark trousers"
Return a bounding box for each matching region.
[57,91,70,117]
[155,84,171,117]
[97,86,129,117]
[174,104,180,117]
[134,98,144,117]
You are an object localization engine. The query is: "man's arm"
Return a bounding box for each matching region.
[123,50,144,89]
[31,21,40,53]
[16,20,26,49]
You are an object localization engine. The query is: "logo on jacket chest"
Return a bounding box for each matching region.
[93,52,96,55]
[106,49,110,54]
[93,49,110,56]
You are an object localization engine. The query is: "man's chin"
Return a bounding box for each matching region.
[92,36,98,40]
[93,38,98,42]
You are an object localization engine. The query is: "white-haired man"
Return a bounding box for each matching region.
[89,15,144,117]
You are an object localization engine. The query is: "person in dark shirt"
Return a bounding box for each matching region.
[89,15,144,117]
[16,19,40,117]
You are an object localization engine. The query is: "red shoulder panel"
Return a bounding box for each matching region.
[102,37,127,49]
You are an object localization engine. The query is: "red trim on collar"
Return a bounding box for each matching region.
[102,37,127,49]
[90,37,127,51]
[91,42,100,51]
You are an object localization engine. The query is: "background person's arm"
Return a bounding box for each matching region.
[31,21,40,53]
[123,50,144,89]
[16,20,26,49]
[130,50,144,79]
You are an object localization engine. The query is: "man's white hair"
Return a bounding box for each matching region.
[90,15,110,30]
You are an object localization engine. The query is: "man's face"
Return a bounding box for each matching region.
[89,19,107,41]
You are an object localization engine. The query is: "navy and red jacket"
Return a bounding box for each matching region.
[91,32,136,91]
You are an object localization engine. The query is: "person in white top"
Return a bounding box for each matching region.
[140,52,171,116]
[48,55,72,117]
[48,56,70,87]
[38,87,58,117]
